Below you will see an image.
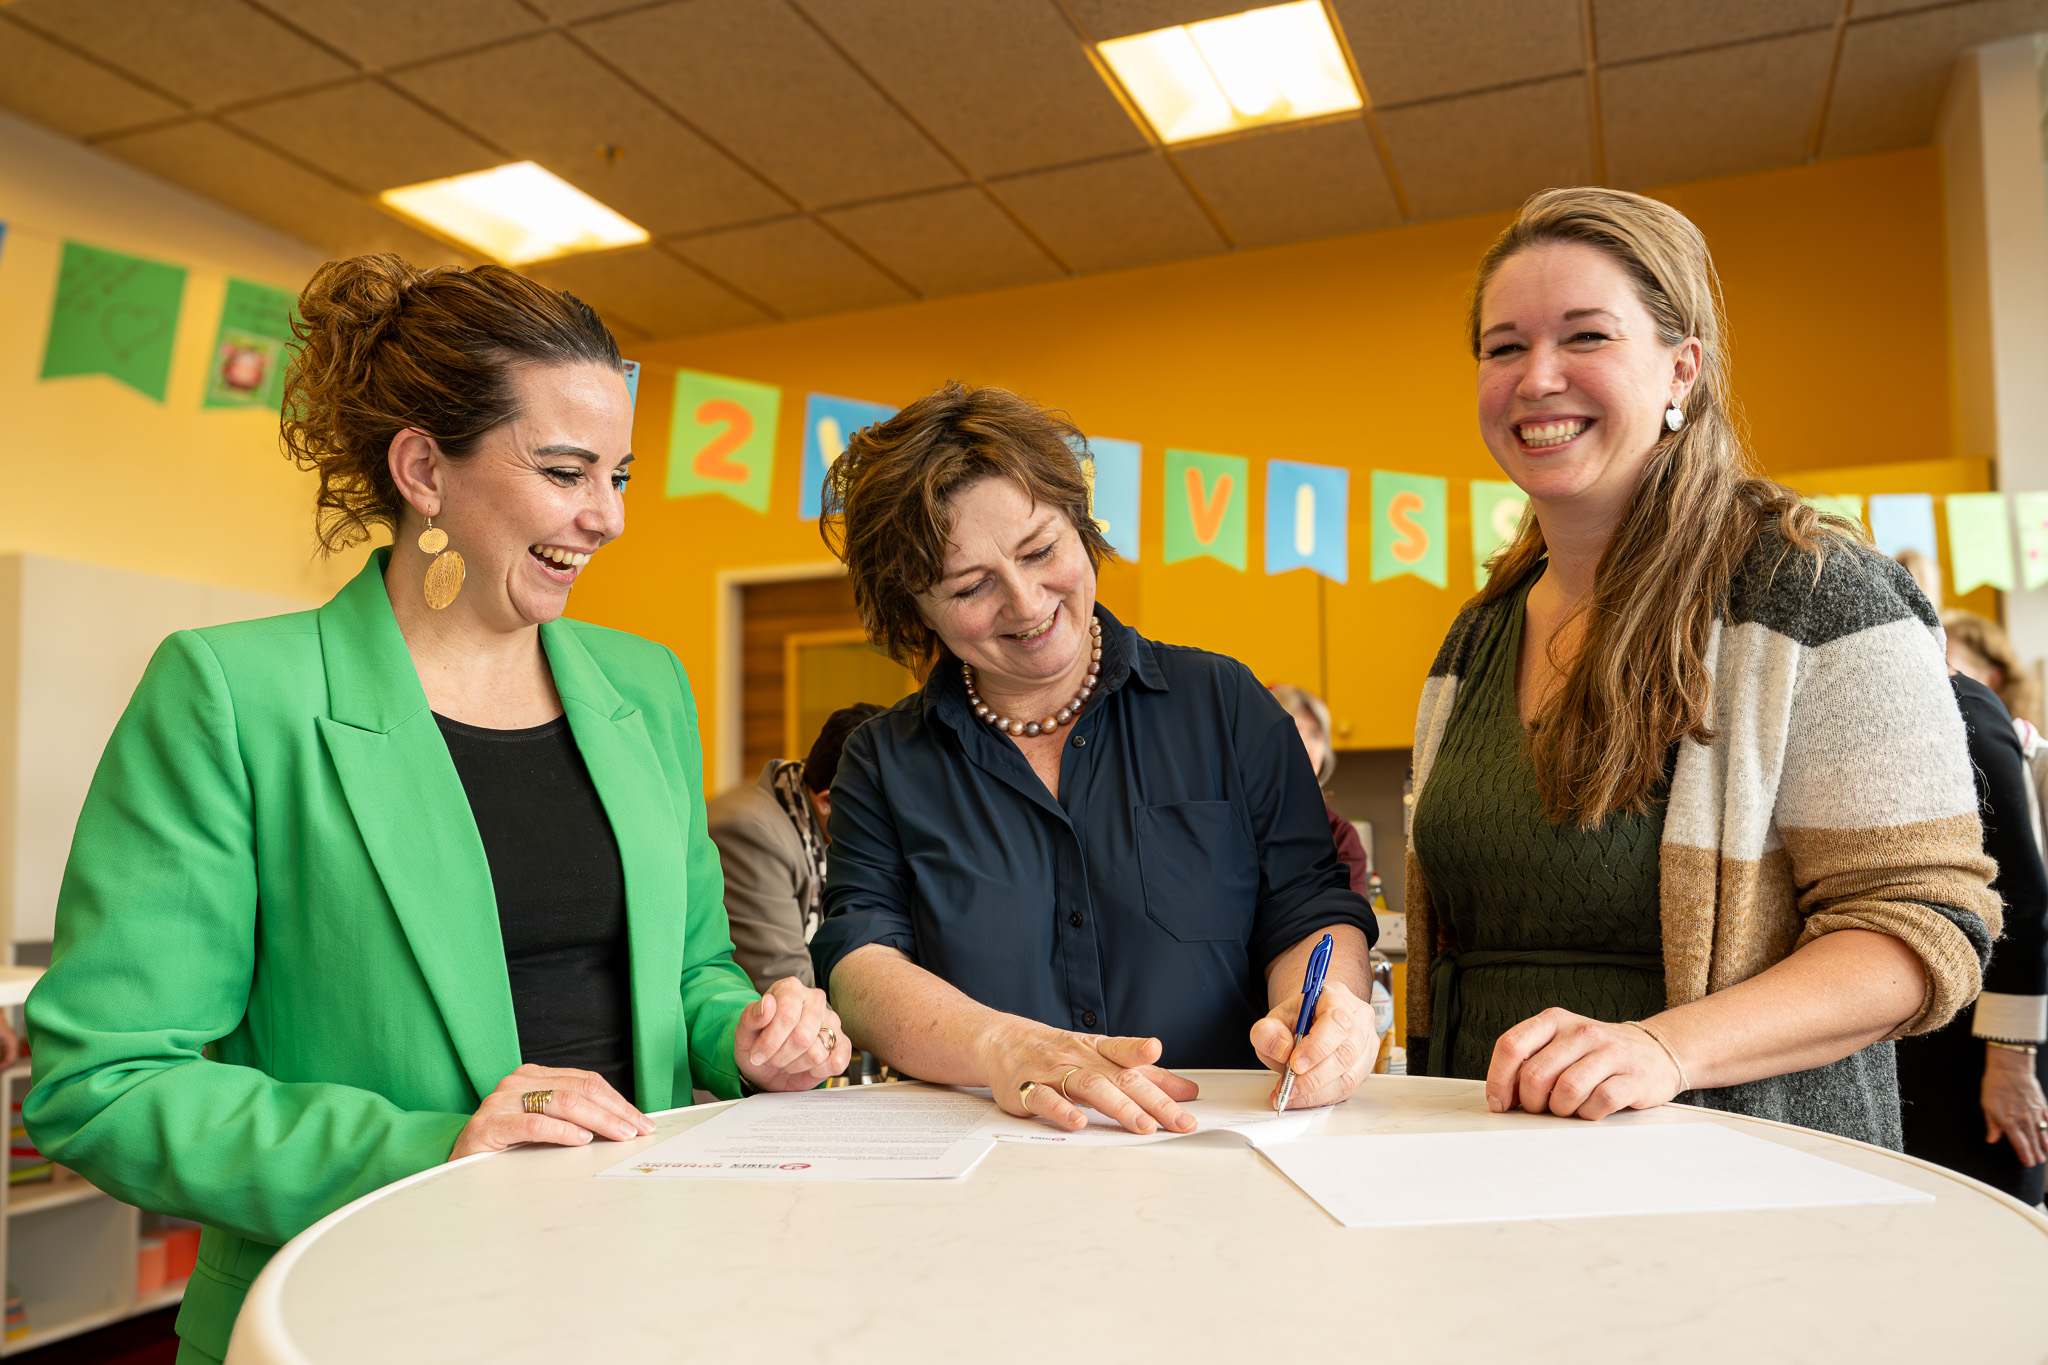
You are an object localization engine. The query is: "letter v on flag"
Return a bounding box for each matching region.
[1163,449,1248,570]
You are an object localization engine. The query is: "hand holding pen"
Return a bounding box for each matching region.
[1249,930,1379,1112]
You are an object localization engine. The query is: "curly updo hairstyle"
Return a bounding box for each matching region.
[282,253,622,553]
[821,382,1114,672]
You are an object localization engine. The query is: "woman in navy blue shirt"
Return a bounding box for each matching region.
[812,383,1377,1135]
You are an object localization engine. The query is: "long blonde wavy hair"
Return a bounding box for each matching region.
[1468,188,1856,827]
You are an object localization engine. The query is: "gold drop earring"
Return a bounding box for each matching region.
[419,515,464,610]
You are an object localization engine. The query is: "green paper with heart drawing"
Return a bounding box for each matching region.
[41,241,187,402]
[204,278,297,410]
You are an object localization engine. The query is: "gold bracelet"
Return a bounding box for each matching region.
[1627,1020,1691,1093]
[1986,1039,2040,1056]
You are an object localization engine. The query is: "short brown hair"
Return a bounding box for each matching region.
[821,382,1113,670]
[282,253,622,553]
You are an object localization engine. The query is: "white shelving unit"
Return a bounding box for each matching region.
[0,1062,187,1354]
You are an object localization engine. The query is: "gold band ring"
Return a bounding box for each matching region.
[1018,1080,1041,1113]
[1059,1067,1079,1103]
[819,1026,837,1055]
[520,1089,553,1114]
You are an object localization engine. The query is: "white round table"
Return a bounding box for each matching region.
[227,1072,2048,1364]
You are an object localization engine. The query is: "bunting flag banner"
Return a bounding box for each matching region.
[202,277,295,410]
[1077,436,1141,561]
[2017,492,2048,591]
[1945,493,2016,594]
[800,392,896,521]
[1802,493,1864,526]
[621,359,640,410]
[1469,479,1526,584]
[1163,448,1248,570]
[1264,460,1349,582]
[1371,470,1447,587]
[41,241,187,402]
[666,367,781,513]
[1867,493,1937,560]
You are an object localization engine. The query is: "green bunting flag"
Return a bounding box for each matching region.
[1162,449,1248,570]
[1946,493,2016,594]
[1802,493,1865,527]
[2017,492,2048,591]
[1371,470,1447,587]
[41,241,187,402]
[1468,479,1526,584]
[666,367,782,513]
[203,278,296,410]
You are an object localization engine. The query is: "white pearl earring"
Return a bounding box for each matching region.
[1664,401,1685,433]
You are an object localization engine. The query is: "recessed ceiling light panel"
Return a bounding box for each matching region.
[1098,1,1363,145]
[378,161,649,266]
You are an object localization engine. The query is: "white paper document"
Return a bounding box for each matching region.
[598,1089,998,1181]
[1256,1122,1935,1228]
[962,1088,1325,1147]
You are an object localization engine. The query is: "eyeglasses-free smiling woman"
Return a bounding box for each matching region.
[22,256,845,1365]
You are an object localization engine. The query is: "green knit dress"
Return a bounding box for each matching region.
[1411,572,1669,1081]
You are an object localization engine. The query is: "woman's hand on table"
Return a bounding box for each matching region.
[1486,1008,1684,1119]
[736,977,854,1091]
[980,1022,1199,1134]
[450,1063,656,1160]
[1982,1045,2048,1166]
[1250,979,1377,1109]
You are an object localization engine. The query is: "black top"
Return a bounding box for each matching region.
[435,712,634,1097]
[810,605,1376,1070]
[1951,675,2048,1000]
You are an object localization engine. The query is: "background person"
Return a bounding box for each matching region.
[23,256,846,1365]
[1943,609,2044,730]
[811,384,1378,1134]
[707,702,884,992]
[1405,187,1998,1145]
[1269,682,1371,897]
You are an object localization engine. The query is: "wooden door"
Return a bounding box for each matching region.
[739,577,914,781]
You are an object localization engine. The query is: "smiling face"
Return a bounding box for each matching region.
[917,475,1097,704]
[1475,240,1701,519]
[403,362,634,631]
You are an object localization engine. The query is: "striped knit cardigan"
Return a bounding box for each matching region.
[1405,527,2002,1147]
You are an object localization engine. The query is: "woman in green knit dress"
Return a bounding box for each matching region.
[1406,188,1999,1146]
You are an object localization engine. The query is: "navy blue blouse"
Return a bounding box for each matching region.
[810,606,1376,1070]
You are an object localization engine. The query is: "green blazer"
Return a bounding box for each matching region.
[24,551,755,1361]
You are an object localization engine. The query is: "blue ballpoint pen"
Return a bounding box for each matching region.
[1274,932,1335,1112]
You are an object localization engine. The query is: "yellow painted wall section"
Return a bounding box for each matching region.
[0,110,359,605]
[577,149,1955,781]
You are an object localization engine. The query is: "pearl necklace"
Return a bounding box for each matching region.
[963,615,1102,737]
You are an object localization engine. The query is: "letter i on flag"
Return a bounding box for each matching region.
[1264,460,1349,582]
[1163,449,1248,570]
[1371,471,1447,587]
[665,367,781,513]
[800,393,897,521]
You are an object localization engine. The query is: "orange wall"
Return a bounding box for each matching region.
[575,148,1953,784]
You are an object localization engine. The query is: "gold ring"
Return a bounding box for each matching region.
[521,1089,552,1114]
[2037,1118,2047,1131]
[1018,1080,1041,1113]
[1059,1067,1079,1102]
[819,1026,837,1054]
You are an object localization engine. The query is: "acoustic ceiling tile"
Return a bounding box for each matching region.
[1376,75,1594,223]
[1332,0,1582,107]
[1602,30,1836,188]
[672,216,915,319]
[1592,0,1840,64]
[822,186,1065,297]
[256,0,544,70]
[991,151,1227,275]
[5,0,354,108]
[97,120,470,264]
[391,34,788,237]
[575,0,961,209]
[1065,1,1258,41]
[223,80,501,194]
[794,0,1148,178]
[1823,0,2048,158]
[1173,117,1402,248]
[529,245,771,340]
[0,17,183,137]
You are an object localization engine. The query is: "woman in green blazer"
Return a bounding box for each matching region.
[24,257,849,1364]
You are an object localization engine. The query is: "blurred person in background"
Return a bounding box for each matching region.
[707,703,884,992]
[1269,683,1371,898]
[1944,609,2043,730]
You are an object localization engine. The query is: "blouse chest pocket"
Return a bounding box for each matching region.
[1134,800,1259,943]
